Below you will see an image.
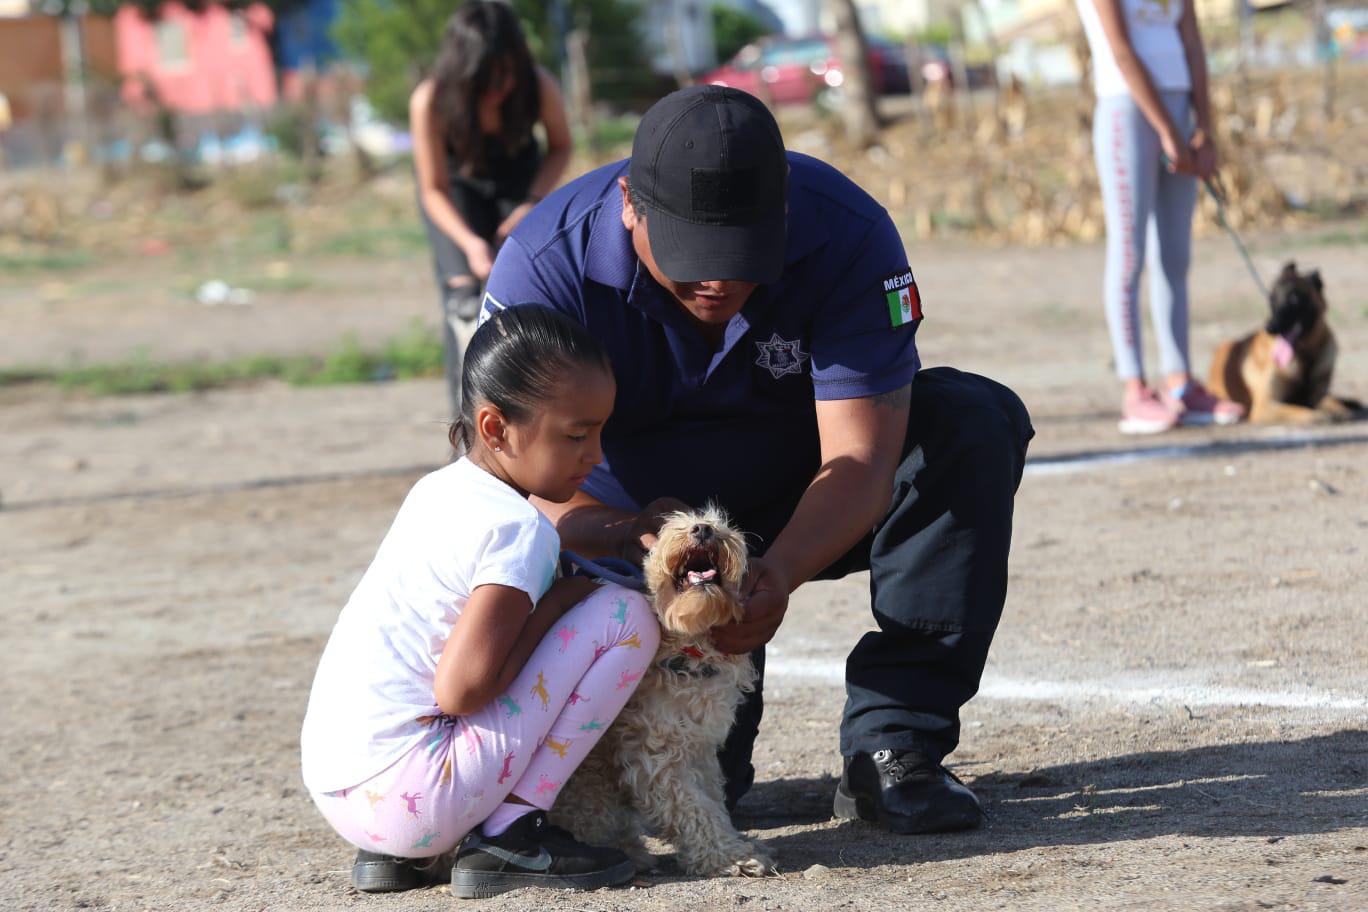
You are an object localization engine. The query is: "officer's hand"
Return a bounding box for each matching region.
[712,557,790,655]
[622,497,692,565]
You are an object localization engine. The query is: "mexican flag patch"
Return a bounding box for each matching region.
[882,269,921,327]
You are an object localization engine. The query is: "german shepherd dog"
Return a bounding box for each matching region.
[1208,262,1362,424]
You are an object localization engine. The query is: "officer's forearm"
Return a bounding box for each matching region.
[532,490,636,560]
[763,459,893,591]
[765,387,910,590]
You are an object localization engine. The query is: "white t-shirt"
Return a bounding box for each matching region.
[1077,0,1192,97]
[300,457,562,793]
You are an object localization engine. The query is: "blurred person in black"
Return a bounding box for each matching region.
[409,0,572,413]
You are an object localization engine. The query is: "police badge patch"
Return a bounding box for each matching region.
[754,333,810,379]
[477,291,505,325]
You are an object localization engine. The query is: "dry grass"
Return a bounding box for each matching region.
[0,68,1363,268]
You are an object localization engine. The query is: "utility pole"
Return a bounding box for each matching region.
[1238,0,1254,81]
[664,1,694,89]
[566,27,596,151]
[549,0,570,74]
[827,0,879,147]
[1312,0,1336,119]
[53,0,89,163]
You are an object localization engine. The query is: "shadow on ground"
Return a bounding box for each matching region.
[731,730,1368,872]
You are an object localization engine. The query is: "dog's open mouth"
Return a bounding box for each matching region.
[674,545,720,590]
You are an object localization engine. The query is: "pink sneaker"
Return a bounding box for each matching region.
[1118,386,1180,435]
[1167,381,1245,426]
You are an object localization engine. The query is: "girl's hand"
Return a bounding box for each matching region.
[1190,128,1217,181]
[496,202,536,244]
[1160,127,1196,175]
[465,240,496,280]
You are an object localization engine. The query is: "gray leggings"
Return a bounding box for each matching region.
[1093,91,1197,381]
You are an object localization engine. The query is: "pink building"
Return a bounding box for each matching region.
[115,2,276,114]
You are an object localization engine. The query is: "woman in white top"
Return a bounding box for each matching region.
[1077,0,1244,433]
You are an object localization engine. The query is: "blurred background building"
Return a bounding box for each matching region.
[0,0,1363,172]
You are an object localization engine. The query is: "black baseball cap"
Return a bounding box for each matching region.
[629,85,788,285]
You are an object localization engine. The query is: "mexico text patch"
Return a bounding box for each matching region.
[881,270,921,328]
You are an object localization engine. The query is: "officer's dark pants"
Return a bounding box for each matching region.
[720,367,1034,809]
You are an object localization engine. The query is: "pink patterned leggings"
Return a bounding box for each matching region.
[310,584,658,857]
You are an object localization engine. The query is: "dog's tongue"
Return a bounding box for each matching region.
[1273,335,1295,370]
[686,569,717,586]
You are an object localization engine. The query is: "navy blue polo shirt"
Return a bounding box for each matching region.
[483,152,921,551]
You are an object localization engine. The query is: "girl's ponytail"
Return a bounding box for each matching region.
[448,415,470,454]
[449,306,610,454]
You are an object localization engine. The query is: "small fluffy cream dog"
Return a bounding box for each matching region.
[552,507,776,876]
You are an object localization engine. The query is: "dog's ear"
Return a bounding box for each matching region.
[1279,261,1297,279]
[1309,270,1323,291]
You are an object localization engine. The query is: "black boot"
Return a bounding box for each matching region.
[451,810,634,899]
[833,749,985,834]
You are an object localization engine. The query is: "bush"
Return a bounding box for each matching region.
[264,103,323,162]
[333,0,654,125]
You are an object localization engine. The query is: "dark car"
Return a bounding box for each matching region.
[702,34,912,106]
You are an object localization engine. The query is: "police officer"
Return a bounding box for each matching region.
[483,85,1033,834]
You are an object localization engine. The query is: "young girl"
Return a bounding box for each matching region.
[1078,0,1244,433]
[300,306,659,898]
[410,1,572,414]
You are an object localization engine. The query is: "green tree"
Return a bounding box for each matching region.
[331,0,451,125]
[516,0,650,104]
[711,3,770,65]
[333,0,651,125]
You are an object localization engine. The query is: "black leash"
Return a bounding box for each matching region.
[1201,169,1270,300]
[560,550,648,592]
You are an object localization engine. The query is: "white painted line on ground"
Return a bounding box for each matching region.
[1024,429,1368,477]
[766,656,1368,712]
[14,430,1365,511]
[974,676,1368,711]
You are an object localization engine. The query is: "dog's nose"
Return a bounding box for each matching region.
[690,524,714,542]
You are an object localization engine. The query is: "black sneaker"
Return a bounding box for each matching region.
[350,848,451,893]
[833,749,985,834]
[451,810,635,899]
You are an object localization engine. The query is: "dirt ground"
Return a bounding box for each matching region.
[2,225,1366,912]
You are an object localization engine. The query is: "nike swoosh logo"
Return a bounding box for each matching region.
[476,843,553,872]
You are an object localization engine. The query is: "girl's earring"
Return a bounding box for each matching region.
[493,446,502,453]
